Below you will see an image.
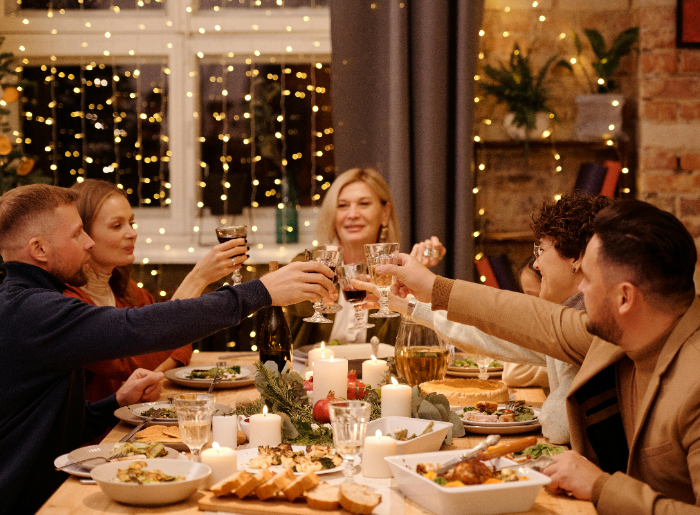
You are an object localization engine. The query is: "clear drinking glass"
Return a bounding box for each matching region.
[364,243,401,318]
[473,354,493,380]
[173,393,215,463]
[215,225,247,285]
[328,401,371,483]
[317,245,343,314]
[338,263,375,331]
[394,317,449,386]
[303,247,340,324]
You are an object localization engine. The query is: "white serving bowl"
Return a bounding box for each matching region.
[91,459,210,506]
[385,450,551,515]
[366,417,453,455]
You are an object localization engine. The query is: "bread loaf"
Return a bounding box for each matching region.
[255,468,295,501]
[305,482,340,511]
[282,471,320,501]
[211,469,252,497]
[234,469,273,499]
[338,483,382,514]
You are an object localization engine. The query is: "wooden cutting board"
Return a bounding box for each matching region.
[198,492,348,514]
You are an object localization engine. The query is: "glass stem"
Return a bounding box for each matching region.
[233,271,242,285]
[379,288,390,312]
[354,303,364,325]
[190,448,202,463]
[343,457,355,483]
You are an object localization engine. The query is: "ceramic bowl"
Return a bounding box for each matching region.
[366,417,452,455]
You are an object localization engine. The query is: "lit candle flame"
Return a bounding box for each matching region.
[371,355,377,363]
[375,429,382,438]
[320,341,325,350]
[330,356,334,362]
[212,442,221,452]
[263,405,268,417]
[391,376,398,386]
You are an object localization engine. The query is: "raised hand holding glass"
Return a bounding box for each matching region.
[215,225,247,285]
[303,247,340,324]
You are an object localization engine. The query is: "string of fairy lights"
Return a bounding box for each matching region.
[472,1,631,282]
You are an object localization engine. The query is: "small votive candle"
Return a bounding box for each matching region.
[362,355,388,388]
[381,377,412,418]
[201,442,237,489]
[307,341,336,368]
[362,430,397,478]
[212,414,238,449]
[248,405,282,448]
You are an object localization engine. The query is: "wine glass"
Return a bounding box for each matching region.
[316,245,343,314]
[364,243,400,318]
[328,400,371,483]
[172,393,215,463]
[473,354,492,380]
[338,263,375,331]
[303,247,340,324]
[394,317,448,386]
[215,225,247,285]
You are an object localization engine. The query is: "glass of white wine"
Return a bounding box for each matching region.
[364,243,400,318]
[472,354,492,380]
[303,247,341,324]
[173,393,215,463]
[328,401,371,483]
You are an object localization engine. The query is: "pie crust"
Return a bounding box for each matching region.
[420,378,509,406]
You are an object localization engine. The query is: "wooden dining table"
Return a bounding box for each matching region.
[37,352,596,515]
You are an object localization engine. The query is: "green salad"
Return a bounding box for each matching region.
[188,365,241,379]
[454,358,502,368]
[514,443,567,459]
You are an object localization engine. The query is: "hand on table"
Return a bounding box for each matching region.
[260,261,335,306]
[375,253,436,303]
[411,237,446,268]
[542,451,605,501]
[116,368,164,407]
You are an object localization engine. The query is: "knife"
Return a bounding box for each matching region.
[435,434,500,474]
[120,413,157,443]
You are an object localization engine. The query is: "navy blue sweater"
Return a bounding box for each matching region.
[0,262,271,515]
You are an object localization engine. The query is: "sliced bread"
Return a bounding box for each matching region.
[255,468,296,501]
[282,471,320,501]
[305,482,340,511]
[211,469,252,497]
[234,468,274,499]
[339,483,382,515]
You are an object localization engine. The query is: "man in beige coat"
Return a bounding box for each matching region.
[378,200,700,514]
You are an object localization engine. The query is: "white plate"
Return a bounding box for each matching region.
[236,445,351,475]
[55,447,188,478]
[68,443,182,471]
[446,369,503,379]
[174,365,253,381]
[451,406,540,427]
[129,401,234,423]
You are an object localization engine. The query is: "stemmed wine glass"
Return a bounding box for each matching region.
[338,263,375,331]
[303,247,341,324]
[473,354,492,380]
[328,400,371,483]
[364,243,401,318]
[215,225,247,285]
[172,393,215,463]
[315,245,343,314]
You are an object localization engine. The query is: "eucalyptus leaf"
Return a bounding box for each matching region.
[447,410,466,438]
[425,392,450,413]
[417,399,443,421]
[411,396,424,417]
[277,412,299,439]
[434,403,449,421]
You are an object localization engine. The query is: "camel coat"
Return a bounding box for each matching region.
[433,276,700,515]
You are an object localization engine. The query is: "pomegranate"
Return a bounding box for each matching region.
[312,390,341,424]
[347,370,366,400]
[303,376,313,391]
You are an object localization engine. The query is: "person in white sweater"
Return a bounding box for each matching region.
[357,193,614,445]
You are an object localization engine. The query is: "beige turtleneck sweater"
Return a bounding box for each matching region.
[80,267,117,307]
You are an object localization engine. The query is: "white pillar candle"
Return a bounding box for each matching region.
[361,430,397,478]
[313,356,348,407]
[307,342,335,368]
[381,377,412,418]
[362,355,388,388]
[201,442,237,489]
[212,414,239,449]
[248,405,282,448]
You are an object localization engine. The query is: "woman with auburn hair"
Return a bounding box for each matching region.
[288,167,446,349]
[64,179,248,402]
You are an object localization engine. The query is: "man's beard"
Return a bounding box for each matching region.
[586,304,623,345]
[50,261,89,287]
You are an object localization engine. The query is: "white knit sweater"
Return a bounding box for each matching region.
[409,293,584,445]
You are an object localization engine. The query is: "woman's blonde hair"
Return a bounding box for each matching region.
[314,168,400,245]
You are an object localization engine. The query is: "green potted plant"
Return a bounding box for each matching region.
[480,43,559,141]
[557,28,639,141]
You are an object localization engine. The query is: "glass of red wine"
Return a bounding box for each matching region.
[303,247,340,324]
[338,263,375,331]
[215,225,247,285]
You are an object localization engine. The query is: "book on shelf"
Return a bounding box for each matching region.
[474,257,499,288]
[599,161,622,197]
[573,162,608,196]
[488,254,518,292]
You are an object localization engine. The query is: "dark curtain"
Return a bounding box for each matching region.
[330,0,483,281]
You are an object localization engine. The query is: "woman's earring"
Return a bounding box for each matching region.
[379,225,389,242]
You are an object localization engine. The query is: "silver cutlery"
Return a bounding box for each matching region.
[207,361,226,394]
[119,413,157,443]
[55,450,128,471]
[79,479,96,485]
[435,434,500,474]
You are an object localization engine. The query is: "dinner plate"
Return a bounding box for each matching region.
[451,405,540,427]
[55,446,187,478]
[164,365,256,389]
[236,445,353,475]
[462,421,542,435]
[445,368,503,379]
[115,401,234,425]
[68,443,181,471]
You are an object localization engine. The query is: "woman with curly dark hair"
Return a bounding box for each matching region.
[361,193,614,444]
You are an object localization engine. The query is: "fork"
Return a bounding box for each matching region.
[207,361,226,394]
[54,450,128,471]
[504,400,525,411]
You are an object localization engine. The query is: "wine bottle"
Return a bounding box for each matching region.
[258,261,293,372]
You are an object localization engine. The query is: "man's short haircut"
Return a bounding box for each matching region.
[594,200,696,309]
[0,184,79,253]
[531,193,614,260]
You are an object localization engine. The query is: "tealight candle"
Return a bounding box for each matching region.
[362,355,388,388]
[201,442,237,489]
[313,356,348,406]
[307,341,335,368]
[381,377,412,418]
[248,405,282,447]
[212,414,239,449]
[361,430,397,478]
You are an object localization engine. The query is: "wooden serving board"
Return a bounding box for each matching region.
[198,492,348,514]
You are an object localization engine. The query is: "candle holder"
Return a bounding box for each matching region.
[328,401,371,483]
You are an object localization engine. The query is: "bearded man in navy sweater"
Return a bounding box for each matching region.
[0,184,335,515]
